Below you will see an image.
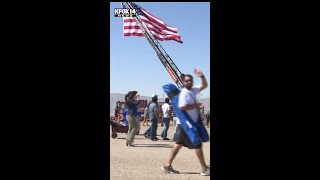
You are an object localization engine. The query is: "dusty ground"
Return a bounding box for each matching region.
[110,122,211,180]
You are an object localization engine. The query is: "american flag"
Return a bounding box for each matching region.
[122,2,183,44]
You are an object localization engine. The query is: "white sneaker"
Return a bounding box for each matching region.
[161,166,179,174]
[200,166,210,176]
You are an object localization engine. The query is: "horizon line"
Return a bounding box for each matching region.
[110,92,210,99]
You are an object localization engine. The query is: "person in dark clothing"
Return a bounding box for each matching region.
[206,111,210,128]
[125,91,140,146]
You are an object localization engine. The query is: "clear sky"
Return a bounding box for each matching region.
[110,2,210,98]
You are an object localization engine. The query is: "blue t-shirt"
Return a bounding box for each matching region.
[148,102,158,120]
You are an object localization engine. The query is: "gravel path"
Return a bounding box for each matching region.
[110,123,211,180]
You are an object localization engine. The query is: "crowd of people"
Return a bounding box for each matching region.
[110,68,211,176]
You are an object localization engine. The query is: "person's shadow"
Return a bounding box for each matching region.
[116,137,146,140]
[178,172,201,174]
[132,144,173,148]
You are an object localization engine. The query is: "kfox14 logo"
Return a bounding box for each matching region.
[114,8,137,17]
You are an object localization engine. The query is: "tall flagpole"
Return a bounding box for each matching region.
[122,2,184,88]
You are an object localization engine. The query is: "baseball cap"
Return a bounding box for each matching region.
[151,94,158,98]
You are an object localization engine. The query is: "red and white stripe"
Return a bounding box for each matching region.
[123,8,183,43]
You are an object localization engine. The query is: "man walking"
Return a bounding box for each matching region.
[206,111,210,128]
[160,98,171,140]
[148,94,160,141]
[143,94,159,140]
[161,68,210,176]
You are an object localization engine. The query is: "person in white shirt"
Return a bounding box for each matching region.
[161,68,210,176]
[160,98,171,140]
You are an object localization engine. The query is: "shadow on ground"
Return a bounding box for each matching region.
[179,172,201,174]
[133,144,173,148]
[114,137,146,140]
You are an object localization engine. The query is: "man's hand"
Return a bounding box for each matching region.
[194,68,204,77]
[194,103,203,109]
[194,68,207,91]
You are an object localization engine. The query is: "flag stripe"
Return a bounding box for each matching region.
[124,29,182,41]
[123,32,144,37]
[123,2,183,44]
[123,17,182,41]
[140,8,179,32]
[124,2,179,32]
[124,32,182,43]
[124,17,178,33]
[123,23,181,36]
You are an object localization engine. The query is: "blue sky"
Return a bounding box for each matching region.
[110,2,210,98]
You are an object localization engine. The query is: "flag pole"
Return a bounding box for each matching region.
[123,2,184,88]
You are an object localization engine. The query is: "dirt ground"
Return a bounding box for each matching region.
[110,122,211,180]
